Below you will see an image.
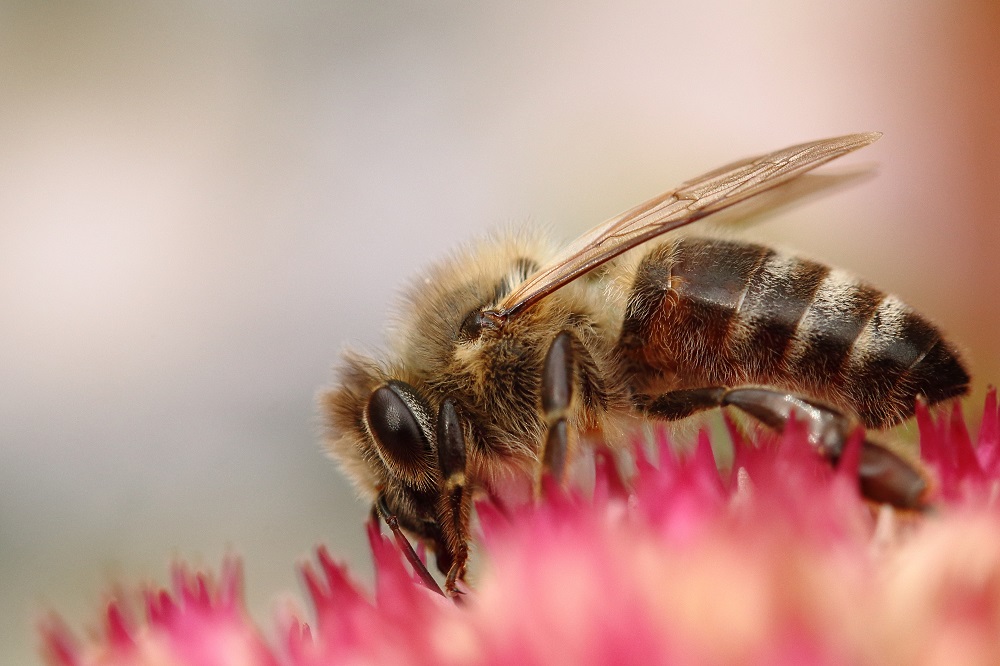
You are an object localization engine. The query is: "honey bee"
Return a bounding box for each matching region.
[322,133,969,595]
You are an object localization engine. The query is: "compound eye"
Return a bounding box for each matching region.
[365,381,435,488]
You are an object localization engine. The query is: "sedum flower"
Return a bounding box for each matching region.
[42,390,1000,665]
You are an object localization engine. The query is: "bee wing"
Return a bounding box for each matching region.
[494,132,881,319]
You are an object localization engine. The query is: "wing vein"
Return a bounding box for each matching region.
[493,132,882,320]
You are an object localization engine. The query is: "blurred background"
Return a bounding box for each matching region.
[2,1,998,661]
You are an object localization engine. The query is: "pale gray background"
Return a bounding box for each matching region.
[3,2,998,663]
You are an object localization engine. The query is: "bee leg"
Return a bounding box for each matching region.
[374,495,445,596]
[638,386,930,510]
[719,388,930,510]
[540,331,574,484]
[636,386,729,420]
[435,398,470,596]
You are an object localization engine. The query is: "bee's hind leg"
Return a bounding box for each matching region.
[635,386,729,421]
[540,331,574,485]
[637,386,931,510]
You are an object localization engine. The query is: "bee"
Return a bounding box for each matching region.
[322,133,970,595]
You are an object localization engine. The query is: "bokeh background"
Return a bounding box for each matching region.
[2,2,998,662]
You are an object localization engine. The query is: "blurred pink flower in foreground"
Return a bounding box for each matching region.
[42,390,1000,666]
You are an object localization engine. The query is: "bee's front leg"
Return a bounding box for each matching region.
[636,386,931,511]
[540,331,575,485]
[435,398,471,596]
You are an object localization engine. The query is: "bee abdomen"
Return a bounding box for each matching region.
[618,237,969,428]
[844,295,969,425]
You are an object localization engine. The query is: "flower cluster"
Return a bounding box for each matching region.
[42,391,1000,665]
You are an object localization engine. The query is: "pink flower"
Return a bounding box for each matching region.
[41,559,278,666]
[42,390,1000,665]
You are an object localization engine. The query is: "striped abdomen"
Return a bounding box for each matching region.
[617,237,970,428]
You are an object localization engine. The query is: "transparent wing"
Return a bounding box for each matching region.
[492,132,881,320]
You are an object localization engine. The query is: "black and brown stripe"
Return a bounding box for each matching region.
[617,237,969,428]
